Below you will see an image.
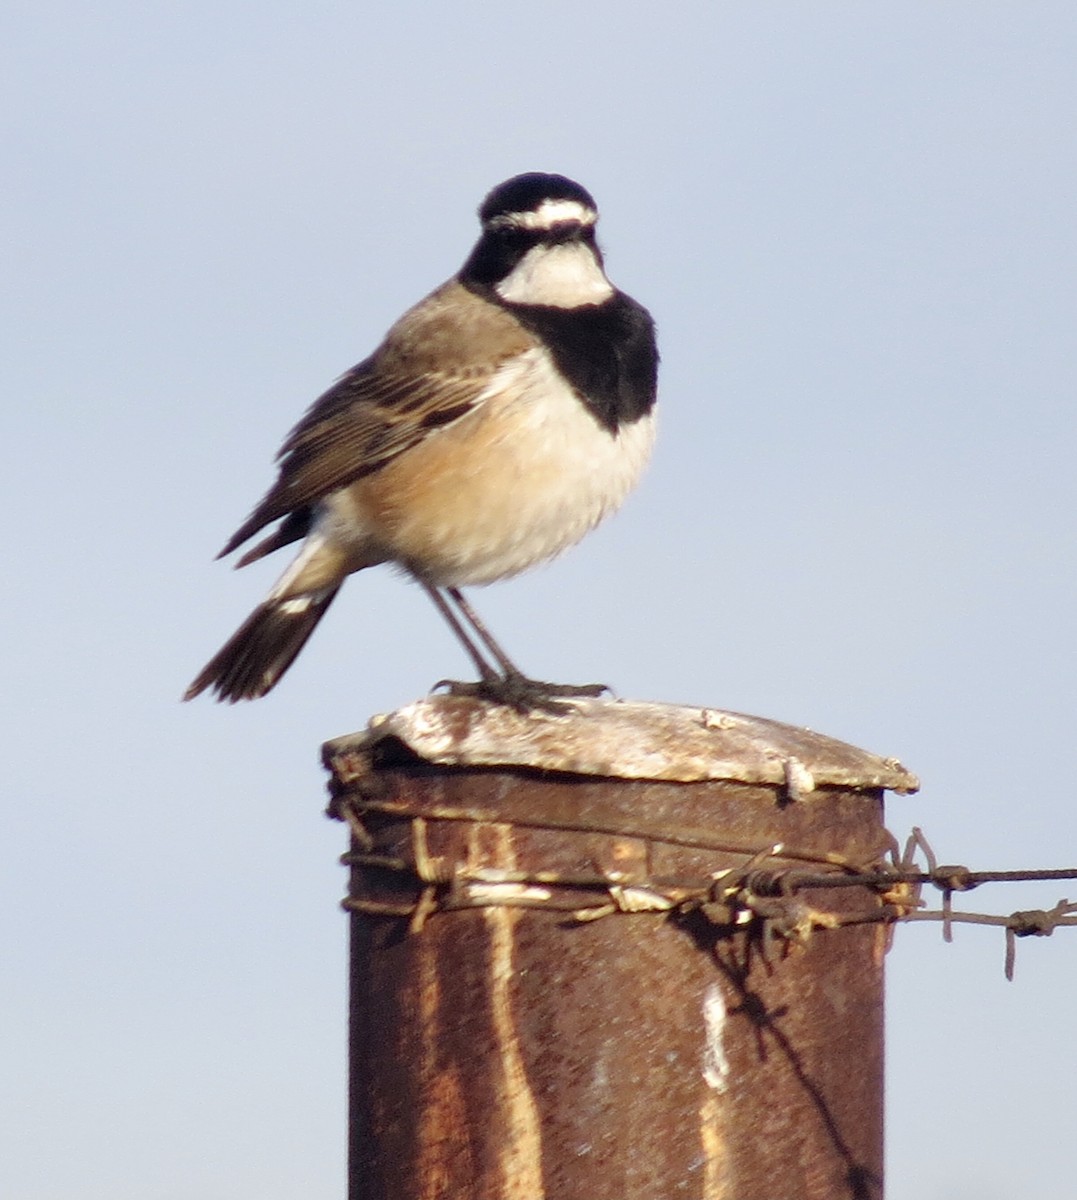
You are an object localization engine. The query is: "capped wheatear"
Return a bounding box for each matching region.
[185,172,658,708]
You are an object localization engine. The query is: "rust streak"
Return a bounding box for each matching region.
[415,920,471,1197]
[700,1091,731,1200]
[482,824,545,1199]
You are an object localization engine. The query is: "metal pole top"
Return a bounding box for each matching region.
[323,694,918,797]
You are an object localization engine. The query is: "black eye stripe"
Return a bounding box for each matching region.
[492,226,546,249]
[489,222,593,250]
[462,216,599,286]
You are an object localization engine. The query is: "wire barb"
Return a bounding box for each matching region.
[336,796,1076,979]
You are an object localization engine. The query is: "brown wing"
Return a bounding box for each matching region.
[218,281,534,560]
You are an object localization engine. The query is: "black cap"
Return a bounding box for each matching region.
[479,173,597,223]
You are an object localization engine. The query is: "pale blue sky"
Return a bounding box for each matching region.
[4,4,1076,1198]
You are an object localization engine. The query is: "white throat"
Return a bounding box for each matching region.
[495,241,614,308]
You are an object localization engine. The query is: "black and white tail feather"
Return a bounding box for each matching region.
[185,588,340,702]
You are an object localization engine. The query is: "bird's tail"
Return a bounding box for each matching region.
[184,587,341,702]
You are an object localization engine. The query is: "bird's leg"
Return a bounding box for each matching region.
[445,587,527,679]
[420,583,500,683]
[434,587,609,712]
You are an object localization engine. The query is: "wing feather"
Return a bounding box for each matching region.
[219,282,533,559]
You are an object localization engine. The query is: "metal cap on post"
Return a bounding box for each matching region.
[324,697,918,1200]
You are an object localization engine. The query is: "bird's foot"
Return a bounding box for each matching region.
[434,672,610,715]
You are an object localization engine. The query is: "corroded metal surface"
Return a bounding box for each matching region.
[329,698,909,1200]
[323,694,919,793]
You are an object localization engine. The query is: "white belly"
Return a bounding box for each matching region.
[328,347,656,588]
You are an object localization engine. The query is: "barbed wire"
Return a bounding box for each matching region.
[336,795,1076,980]
[720,828,1077,980]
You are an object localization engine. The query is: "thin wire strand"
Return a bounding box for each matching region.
[338,801,1076,979]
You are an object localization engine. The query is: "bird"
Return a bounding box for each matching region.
[184,171,658,709]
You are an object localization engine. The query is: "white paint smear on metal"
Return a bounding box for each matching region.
[702,981,731,1092]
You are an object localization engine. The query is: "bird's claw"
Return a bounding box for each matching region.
[433,674,610,715]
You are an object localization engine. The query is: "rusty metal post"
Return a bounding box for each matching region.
[324,697,917,1200]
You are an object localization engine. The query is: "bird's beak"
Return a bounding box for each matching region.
[546,219,587,244]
